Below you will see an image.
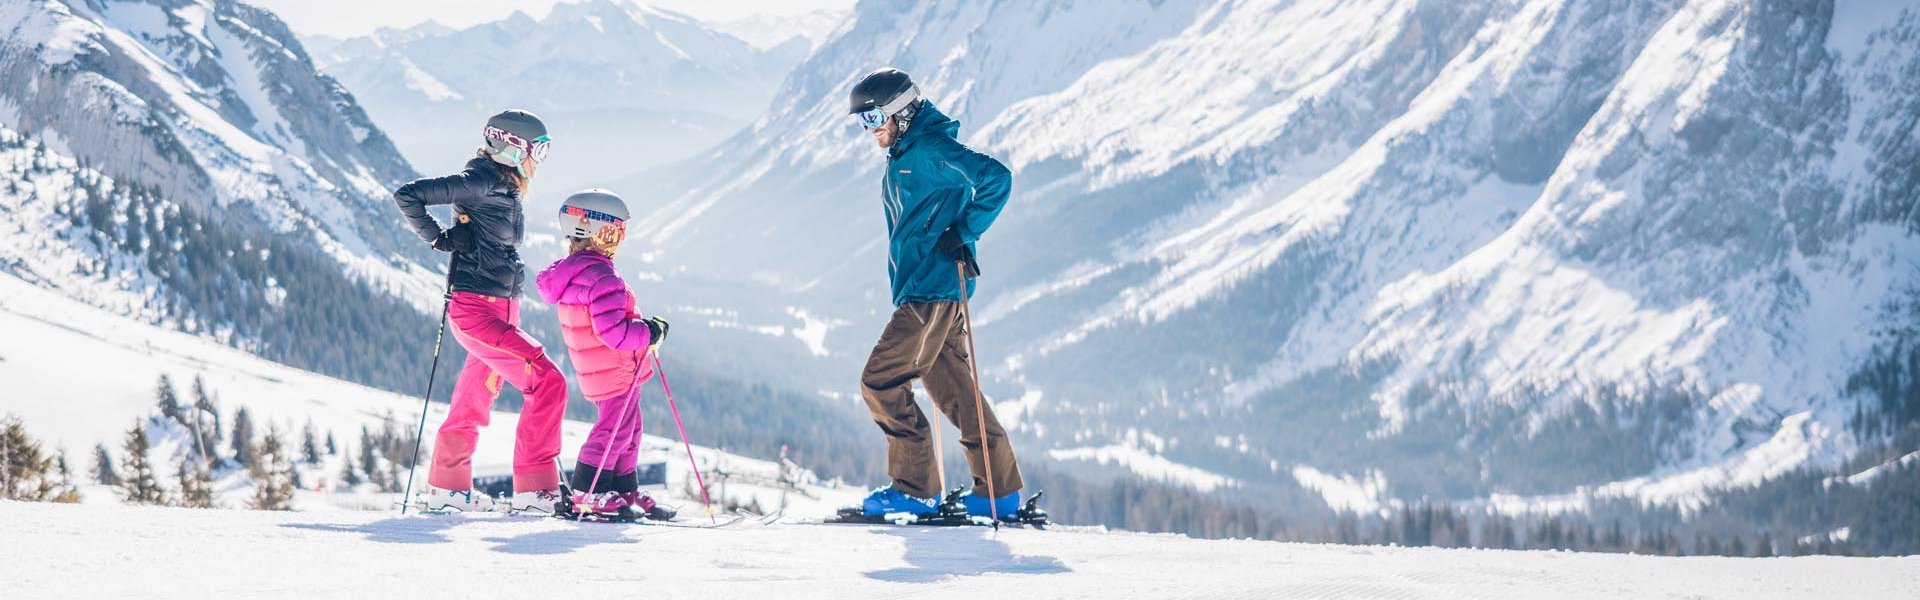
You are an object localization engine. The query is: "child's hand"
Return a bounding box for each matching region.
[644,316,669,348]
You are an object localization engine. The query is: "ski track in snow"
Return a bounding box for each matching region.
[3,501,1916,599]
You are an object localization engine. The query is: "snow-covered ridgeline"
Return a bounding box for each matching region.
[0,0,437,310]
[616,0,1920,516]
[311,0,811,197]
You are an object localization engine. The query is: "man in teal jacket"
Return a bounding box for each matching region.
[847,68,1025,520]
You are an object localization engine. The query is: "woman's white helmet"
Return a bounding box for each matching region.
[558,189,630,239]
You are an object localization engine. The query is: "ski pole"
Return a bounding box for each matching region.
[401,279,454,515]
[576,352,649,521]
[652,350,716,523]
[956,260,1000,529]
[930,385,948,497]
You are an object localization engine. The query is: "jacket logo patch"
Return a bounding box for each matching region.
[898,170,912,174]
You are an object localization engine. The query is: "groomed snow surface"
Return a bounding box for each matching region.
[4,501,1916,599]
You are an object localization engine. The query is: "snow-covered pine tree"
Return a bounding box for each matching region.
[249,426,295,511]
[231,406,256,472]
[338,451,362,489]
[176,458,214,508]
[358,427,383,489]
[385,461,403,494]
[118,420,168,505]
[301,420,321,464]
[91,442,117,486]
[155,375,184,425]
[51,448,81,504]
[1,415,79,502]
[325,431,337,456]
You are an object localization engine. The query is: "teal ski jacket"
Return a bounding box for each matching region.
[880,102,1013,306]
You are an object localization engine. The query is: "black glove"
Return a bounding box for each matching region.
[935,228,967,256]
[643,316,669,347]
[431,223,474,253]
[936,228,981,278]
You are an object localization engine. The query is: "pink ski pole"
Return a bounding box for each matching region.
[652,350,715,523]
[575,354,648,521]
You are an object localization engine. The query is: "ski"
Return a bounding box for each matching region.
[822,488,1049,529]
[555,510,754,529]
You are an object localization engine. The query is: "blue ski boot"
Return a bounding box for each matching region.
[962,490,1020,521]
[861,486,938,517]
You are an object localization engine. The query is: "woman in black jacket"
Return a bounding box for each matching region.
[393,109,569,514]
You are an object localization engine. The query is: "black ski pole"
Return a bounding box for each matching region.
[400,272,454,515]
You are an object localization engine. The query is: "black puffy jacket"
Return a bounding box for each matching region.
[394,157,528,298]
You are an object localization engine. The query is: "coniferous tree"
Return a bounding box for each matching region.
[155,375,184,425]
[301,420,321,465]
[92,442,118,486]
[325,431,337,456]
[176,458,214,508]
[338,452,363,489]
[249,426,296,511]
[50,448,81,504]
[231,407,256,471]
[387,461,405,494]
[118,420,168,505]
[1,416,79,502]
[359,427,381,488]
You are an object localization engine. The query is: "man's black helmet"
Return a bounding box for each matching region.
[848,68,920,126]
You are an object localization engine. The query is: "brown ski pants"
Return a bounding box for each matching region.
[860,301,1023,499]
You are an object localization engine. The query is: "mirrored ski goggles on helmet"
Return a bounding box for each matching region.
[851,83,920,131]
[852,106,890,130]
[485,126,552,163]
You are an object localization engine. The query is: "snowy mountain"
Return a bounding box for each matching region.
[711,8,848,52]
[623,0,1920,522]
[0,0,427,285]
[311,0,811,198]
[0,0,456,392]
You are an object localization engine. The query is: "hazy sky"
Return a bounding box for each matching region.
[251,0,853,38]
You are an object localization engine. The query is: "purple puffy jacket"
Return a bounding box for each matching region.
[535,250,654,401]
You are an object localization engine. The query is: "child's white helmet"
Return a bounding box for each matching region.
[558,189,629,239]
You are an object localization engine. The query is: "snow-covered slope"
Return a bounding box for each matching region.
[5,500,1916,599]
[622,0,1920,517]
[312,0,810,197]
[0,269,850,516]
[0,0,431,304]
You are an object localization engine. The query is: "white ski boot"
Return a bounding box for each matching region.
[507,489,565,515]
[416,486,497,513]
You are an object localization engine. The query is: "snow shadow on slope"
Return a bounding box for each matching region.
[282,515,468,545]
[481,523,631,556]
[282,515,638,556]
[862,527,1069,583]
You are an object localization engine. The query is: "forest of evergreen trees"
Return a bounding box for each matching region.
[47,148,440,394]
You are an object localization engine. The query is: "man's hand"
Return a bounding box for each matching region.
[937,228,981,278]
[935,228,967,258]
[432,223,474,253]
[644,316,670,348]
